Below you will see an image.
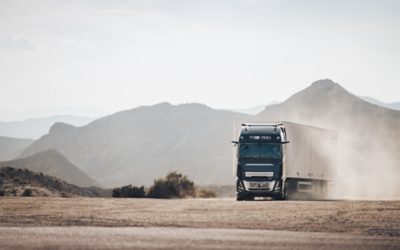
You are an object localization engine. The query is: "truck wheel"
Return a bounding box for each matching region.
[276,188,287,200]
[236,194,247,201]
[317,181,328,200]
[276,180,289,200]
[279,190,287,200]
[236,194,253,201]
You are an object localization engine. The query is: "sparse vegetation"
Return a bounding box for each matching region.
[196,188,217,198]
[148,171,195,198]
[1,167,208,199]
[112,185,145,198]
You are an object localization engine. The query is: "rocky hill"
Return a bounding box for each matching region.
[0,166,110,197]
[20,103,247,186]
[0,136,33,161]
[1,149,99,187]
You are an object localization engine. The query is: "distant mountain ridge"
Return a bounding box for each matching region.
[20,103,247,187]
[0,115,94,139]
[0,136,33,161]
[360,96,400,111]
[232,101,281,115]
[232,105,267,115]
[1,149,98,187]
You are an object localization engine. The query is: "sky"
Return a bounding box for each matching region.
[0,0,399,120]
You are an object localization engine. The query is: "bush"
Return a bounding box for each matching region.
[22,188,33,197]
[112,185,145,198]
[148,171,195,198]
[196,189,217,198]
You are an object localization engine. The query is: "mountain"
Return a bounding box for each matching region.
[0,106,104,122]
[1,149,99,187]
[20,103,247,187]
[390,102,400,110]
[254,79,400,198]
[0,136,33,161]
[360,96,400,111]
[0,115,95,139]
[0,166,110,197]
[232,101,280,115]
[232,105,267,115]
[256,79,400,128]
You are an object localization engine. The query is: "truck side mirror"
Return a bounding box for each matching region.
[281,141,290,144]
[231,140,239,145]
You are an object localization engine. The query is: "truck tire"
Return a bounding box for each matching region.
[280,189,288,200]
[236,194,253,201]
[276,181,288,200]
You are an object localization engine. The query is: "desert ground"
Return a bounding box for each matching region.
[0,197,399,249]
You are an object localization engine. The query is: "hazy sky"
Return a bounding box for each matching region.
[1,0,399,119]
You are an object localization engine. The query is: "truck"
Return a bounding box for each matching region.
[232,122,337,200]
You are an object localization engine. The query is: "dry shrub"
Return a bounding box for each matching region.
[112,185,145,198]
[148,171,195,198]
[22,188,33,197]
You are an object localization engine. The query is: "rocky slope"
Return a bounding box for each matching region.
[1,149,99,187]
[0,166,110,197]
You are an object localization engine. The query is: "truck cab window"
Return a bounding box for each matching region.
[239,143,282,159]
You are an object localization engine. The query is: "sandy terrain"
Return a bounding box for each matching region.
[1,226,399,250]
[0,197,399,249]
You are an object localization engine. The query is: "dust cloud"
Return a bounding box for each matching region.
[310,103,400,200]
[333,129,400,199]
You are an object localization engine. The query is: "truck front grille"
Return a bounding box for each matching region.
[243,180,275,191]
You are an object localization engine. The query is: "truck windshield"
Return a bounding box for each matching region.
[239,143,282,159]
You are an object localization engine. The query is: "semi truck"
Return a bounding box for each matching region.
[232,122,337,200]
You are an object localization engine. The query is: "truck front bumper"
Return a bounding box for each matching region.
[236,179,282,198]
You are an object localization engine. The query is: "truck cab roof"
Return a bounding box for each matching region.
[240,123,282,135]
[239,123,283,143]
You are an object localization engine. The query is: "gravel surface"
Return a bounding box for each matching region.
[1,226,399,250]
[0,197,399,237]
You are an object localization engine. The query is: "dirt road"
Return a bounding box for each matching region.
[0,198,399,249]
